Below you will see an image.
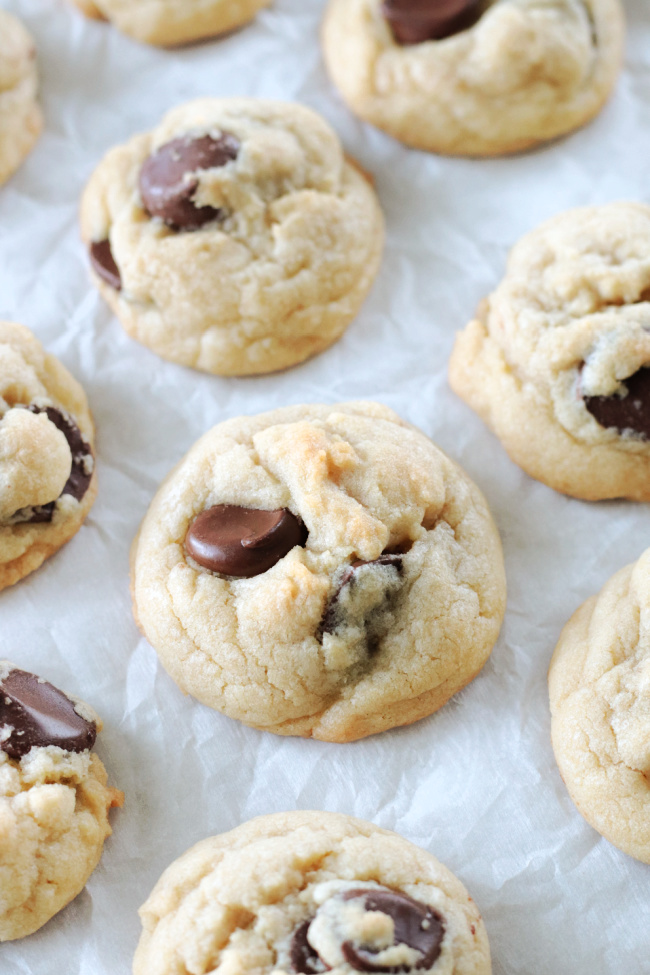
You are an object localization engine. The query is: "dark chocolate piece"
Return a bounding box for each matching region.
[186,505,307,578]
[383,0,483,45]
[341,889,445,972]
[290,919,325,975]
[139,133,239,230]
[583,367,650,438]
[90,239,122,291]
[0,667,97,759]
[320,554,403,637]
[29,406,93,503]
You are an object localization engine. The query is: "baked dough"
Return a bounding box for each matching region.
[322,0,625,156]
[81,99,384,376]
[0,11,42,186]
[133,811,491,975]
[549,549,650,864]
[131,401,506,742]
[449,203,650,500]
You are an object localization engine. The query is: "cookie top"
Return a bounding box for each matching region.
[0,662,123,941]
[549,551,650,864]
[70,0,271,46]
[133,811,491,975]
[81,99,384,376]
[0,322,97,591]
[0,11,43,185]
[449,203,650,500]
[132,402,506,742]
[323,0,624,156]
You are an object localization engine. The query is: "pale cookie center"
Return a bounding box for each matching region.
[0,409,71,521]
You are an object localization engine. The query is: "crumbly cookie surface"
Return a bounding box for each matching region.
[131,402,505,742]
[549,550,650,864]
[133,811,491,975]
[449,203,650,500]
[322,0,624,156]
[80,99,384,376]
[0,11,43,186]
[70,0,271,46]
[0,321,97,591]
[0,663,123,941]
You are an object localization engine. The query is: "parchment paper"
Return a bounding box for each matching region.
[1,1,649,971]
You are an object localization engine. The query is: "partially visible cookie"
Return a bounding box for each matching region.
[0,662,123,940]
[81,99,384,376]
[69,0,271,46]
[133,810,491,975]
[549,550,650,864]
[131,401,506,742]
[322,0,624,156]
[0,322,97,591]
[0,11,42,186]
[449,203,650,500]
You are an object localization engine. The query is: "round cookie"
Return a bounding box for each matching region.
[133,810,491,975]
[69,0,271,46]
[80,99,384,376]
[449,203,650,501]
[0,321,97,591]
[0,662,123,940]
[131,401,506,742]
[549,549,650,864]
[0,11,43,186]
[322,0,625,156]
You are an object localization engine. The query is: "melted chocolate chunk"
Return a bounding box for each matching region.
[185,505,308,578]
[30,406,93,503]
[383,0,483,45]
[90,239,122,291]
[0,667,97,759]
[341,889,445,972]
[321,554,403,637]
[583,367,650,438]
[139,133,240,230]
[290,919,325,975]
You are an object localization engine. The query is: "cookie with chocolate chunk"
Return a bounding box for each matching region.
[323,0,624,156]
[0,11,43,185]
[0,322,97,591]
[449,203,650,500]
[0,662,123,940]
[68,0,271,46]
[133,811,491,975]
[131,402,505,742]
[81,98,384,376]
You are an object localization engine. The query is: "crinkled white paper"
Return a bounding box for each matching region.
[1,1,649,971]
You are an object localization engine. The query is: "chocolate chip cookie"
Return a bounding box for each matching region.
[81,99,384,376]
[549,549,650,864]
[69,0,271,46]
[0,662,123,940]
[0,11,43,185]
[449,203,650,500]
[131,402,506,742]
[0,321,97,591]
[323,0,624,156]
[133,811,491,975]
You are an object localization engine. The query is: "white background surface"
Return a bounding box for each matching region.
[1,1,649,971]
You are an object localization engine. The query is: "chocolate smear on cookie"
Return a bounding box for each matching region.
[383,0,483,46]
[186,504,308,577]
[583,366,650,438]
[290,919,327,974]
[139,133,240,230]
[0,666,97,759]
[320,554,404,638]
[90,239,122,291]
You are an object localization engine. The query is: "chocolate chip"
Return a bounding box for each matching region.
[185,505,308,578]
[139,133,240,230]
[383,0,483,45]
[341,889,445,972]
[583,367,650,438]
[0,666,97,759]
[290,919,325,975]
[29,406,93,503]
[320,554,403,637]
[90,239,122,291]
